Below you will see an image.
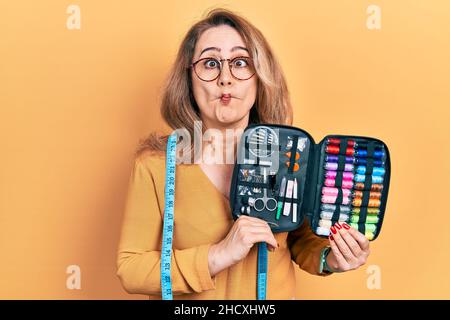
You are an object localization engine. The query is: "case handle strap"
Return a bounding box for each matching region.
[365,157,374,176]
[337,139,349,171]
[357,191,371,228]
[363,174,373,190]
[358,221,366,235]
[332,188,343,224]
[365,141,376,175]
[331,139,349,223]
[335,170,344,188]
[358,206,369,229]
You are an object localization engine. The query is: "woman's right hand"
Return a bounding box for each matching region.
[208,215,278,277]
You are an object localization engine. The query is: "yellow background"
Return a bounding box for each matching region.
[1,0,449,299]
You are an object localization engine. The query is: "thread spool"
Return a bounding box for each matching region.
[325,155,355,164]
[352,190,382,200]
[325,145,355,156]
[325,171,354,180]
[351,207,380,215]
[319,220,333,228]
[321,204,351,213]
[350,215,379,224]
[322,187,351,197]
[320,211,349,221]
[321,194,351,205]
[316,226,331,236]
[354,149,385,159]
[354,174,384,184]
[324,178,354,189]
[354,183,383,192]
[242,197,256,206]
[324,162,354,172]
[356,166,385,176]
[344,223,375,240]
[240,206,251,215]
[355,158,383,166]
[351,197,381,207]
[350,223,377,233]
[326,138,356,147]
[365,232,374,240]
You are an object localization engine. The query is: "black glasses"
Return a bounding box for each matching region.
[190,56,256,82]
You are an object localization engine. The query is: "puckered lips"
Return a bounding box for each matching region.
[220,93,232,105]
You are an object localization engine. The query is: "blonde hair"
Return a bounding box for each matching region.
[136,8,293,156]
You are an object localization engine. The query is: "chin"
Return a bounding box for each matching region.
[216,117,239,124]
[213,111,235,122]
[217,111,249,126]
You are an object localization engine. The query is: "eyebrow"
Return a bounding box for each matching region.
[198,46,249,58]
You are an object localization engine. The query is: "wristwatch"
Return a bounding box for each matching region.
[319,246,334,274]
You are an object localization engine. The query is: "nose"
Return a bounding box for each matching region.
[218,62,233,87]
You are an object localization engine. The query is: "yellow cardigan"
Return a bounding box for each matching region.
[116,151,331,300]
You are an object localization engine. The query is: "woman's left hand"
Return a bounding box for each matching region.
[326,222,370,272]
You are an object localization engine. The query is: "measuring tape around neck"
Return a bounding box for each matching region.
[161,133,177,300]
[160,132,268,300]
[257,242,268,300]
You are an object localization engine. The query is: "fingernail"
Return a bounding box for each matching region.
[329,235,334,241]
[335,222,342,230]
[330,226,337,234]
[343,223,350,230]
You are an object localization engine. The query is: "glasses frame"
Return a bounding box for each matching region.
[190,56,256,82]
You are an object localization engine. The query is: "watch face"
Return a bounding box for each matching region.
[321,247,333,273]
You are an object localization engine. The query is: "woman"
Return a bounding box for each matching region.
[116,8,370,299]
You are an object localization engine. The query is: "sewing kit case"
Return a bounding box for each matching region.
[229,124,391,240]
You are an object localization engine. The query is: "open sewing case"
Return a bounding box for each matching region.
[229,124,391,240]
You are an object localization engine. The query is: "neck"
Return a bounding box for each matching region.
[200,115,249,165]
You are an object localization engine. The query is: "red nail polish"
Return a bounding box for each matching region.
[343,223,350,230]
[329,235,334,241]
[330,226,337,234]
[335,223,342,230]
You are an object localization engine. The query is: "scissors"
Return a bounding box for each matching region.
[254,189,277,212]
[254,168,277,212]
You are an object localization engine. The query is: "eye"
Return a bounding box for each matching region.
[233,58,249,68]
[203,59,219,69]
